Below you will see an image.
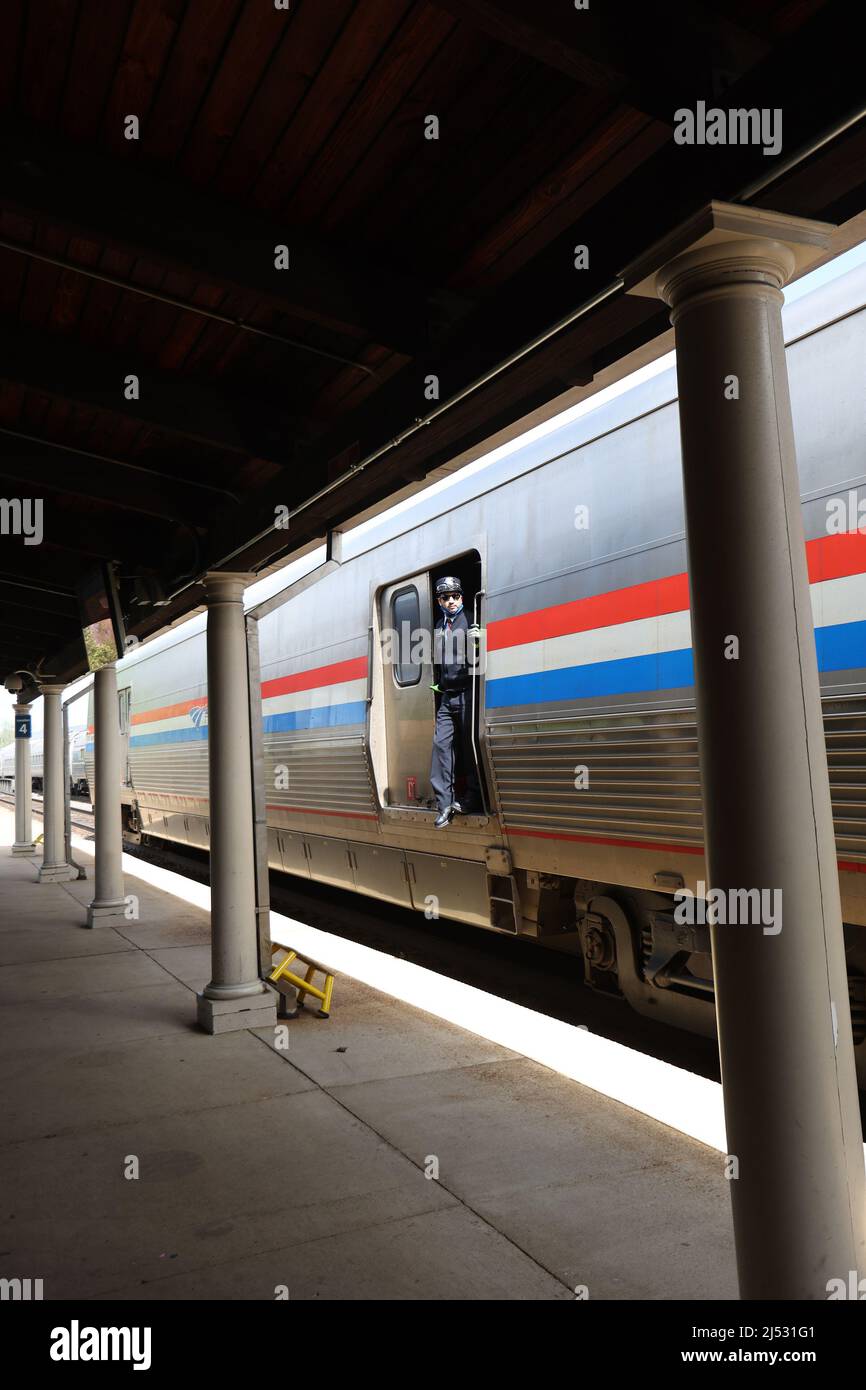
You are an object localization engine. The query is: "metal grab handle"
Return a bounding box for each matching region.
[470,589,489,817]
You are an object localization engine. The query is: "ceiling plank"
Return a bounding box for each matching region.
[0,445,220,525]
[0,504,182,569]
[429,0,770,122]
[0,323,311,462]
[0,119,445,357]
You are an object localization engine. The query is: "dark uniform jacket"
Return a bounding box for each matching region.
[433,609,472,691]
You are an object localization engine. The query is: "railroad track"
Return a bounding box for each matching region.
[0,791,95,836]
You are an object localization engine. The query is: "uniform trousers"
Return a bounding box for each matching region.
[430,687,481,812]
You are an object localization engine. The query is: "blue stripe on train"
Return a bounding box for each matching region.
[263,701,366,732]
[485,617,866,708]
[815,617,866,673]
[117,621,866,737]
[128,701,366,746]
[129,727,209,747]
[486,648,695,708]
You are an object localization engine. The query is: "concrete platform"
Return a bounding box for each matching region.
[0,814,737,1300]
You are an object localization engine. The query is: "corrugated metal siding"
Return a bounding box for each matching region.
[130,742,210,805]
[826,693,866,860]
[487,704,702,846]
[264,732,376,817]
[487,694,866,861]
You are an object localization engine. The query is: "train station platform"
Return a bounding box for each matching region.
[0,806,737,1301]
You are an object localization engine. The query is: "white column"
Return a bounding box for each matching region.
[11,702,35,854]
[37,684,76,882]
[196,573,276,1033]
[86,663,126,926]
[626,202,866,1298]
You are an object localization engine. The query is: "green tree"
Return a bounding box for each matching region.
[84,626,117,671]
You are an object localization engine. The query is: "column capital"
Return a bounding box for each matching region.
[621,200,834,307]
[201,571,253,605]
[12,701,31,715]
[39,683,67,696]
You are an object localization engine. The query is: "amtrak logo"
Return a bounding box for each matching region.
[189,705,208,729]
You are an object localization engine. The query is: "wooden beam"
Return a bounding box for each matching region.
[0,564,77,595]
[0,580,77,616]
[0,508,178,568]
[0,596,76,631]
[432,0,770,122]
[0,445,223,525]
[0,119,445,357]
[197,306,605,575]
[0,324,312,461]
[0,615,78,643]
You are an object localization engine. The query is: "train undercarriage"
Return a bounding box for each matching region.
[124,799,866,1087]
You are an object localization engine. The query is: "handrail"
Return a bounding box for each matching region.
[470,589,490,817]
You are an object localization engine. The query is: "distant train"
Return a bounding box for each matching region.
[71,260,866,1086]
[0,727,89,799]
[69,728,89,797]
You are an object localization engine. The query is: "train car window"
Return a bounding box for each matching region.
[391,586,422,686]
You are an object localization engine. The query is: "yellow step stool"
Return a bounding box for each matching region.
[269,944,335,1019]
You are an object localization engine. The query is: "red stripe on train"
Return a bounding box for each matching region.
[129,656,367,724]
[487,574,689,651]
[261,655,368,698]
[487,531,866,652]
[508,826,866,876]
[265,804,378,821]
[504,825,706,855]
[805,530,866,583]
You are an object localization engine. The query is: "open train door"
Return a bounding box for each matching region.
[378,572,436,807]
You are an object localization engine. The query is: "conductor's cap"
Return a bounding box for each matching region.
[435,576,462,596]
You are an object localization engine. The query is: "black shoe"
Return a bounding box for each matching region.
[434,807,454,829]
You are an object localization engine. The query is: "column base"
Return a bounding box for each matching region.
[86,897,128,928]
[12,842,37,855]
[38,862,78,883]
[196,986,277,1035]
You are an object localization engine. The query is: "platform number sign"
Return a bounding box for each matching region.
[15,714,31,739]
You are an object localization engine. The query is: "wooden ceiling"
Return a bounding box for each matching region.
[1,0,865,687]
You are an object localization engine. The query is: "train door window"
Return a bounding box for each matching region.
[118,687,131,735]
[391,585,422,686]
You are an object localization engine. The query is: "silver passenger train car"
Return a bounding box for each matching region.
[90,262,866,1079]
[0,735,43,791]
[0,741,13,792]
[0,729,89,797]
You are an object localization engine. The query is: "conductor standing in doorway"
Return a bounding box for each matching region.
[430,576,482,828]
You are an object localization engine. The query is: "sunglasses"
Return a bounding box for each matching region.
[439,592,462,600]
